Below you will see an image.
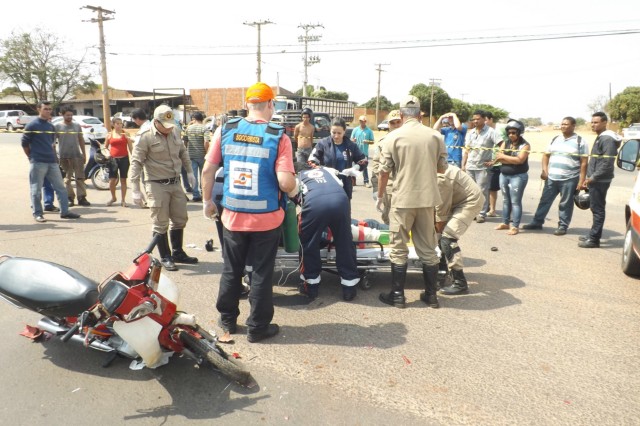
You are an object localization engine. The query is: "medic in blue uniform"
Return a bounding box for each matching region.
[295,166,360,301]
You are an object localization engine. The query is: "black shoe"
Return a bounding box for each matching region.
[172,250,199,264]
[217,317,237,334]
[420,292,440,308]
[553,227,567,236]
[247,324,279,343]
[44,205,60,212]
[78,197,91,206]
[60,212,81,219]
[342,285,357,301]
[192,197,202,202]
[522,223,543,230]
[379,291,406,308]
[299,282,319,300]
[578,239,600,248]
[68,199,75,207]
[161,257,178,271]
[439,282,469,295]
[579,235,590,242]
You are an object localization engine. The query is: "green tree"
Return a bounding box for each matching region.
[518,117,542,126]
[576,117,587,126]
[0,86,20,97]
[470,103,510,121]
[0,29,96,111]
[408,83,452,120]
[608,87,640,127]
[361,96,394,110]
[313,88,349,100]
[450,99,473,122]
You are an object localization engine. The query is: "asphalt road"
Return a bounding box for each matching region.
[0,131,638,425]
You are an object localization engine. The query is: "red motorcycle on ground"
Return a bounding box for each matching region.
[0,235,252,386]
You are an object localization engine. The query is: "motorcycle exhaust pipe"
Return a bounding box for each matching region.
[37,318,115,352]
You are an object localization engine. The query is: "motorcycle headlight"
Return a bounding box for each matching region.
[98,279,129,314]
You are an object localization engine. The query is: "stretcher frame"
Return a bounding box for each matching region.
[274,240,426,290]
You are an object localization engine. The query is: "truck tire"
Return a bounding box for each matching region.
[622,221,640,276]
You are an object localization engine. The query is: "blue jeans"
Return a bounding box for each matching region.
[499,172,528,228]
[190,158,205,198]
[43,177,55,207]
[466,169,491,216]
[531,176,579,229]
[30,162,70,216]
[588,181,611,241]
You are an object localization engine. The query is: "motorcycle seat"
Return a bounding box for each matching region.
[0,257,98,318]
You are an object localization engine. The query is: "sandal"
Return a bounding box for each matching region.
[495,224,510,230]
[121,201,128,208]
[106,198,117,206]
[507,227,519,235]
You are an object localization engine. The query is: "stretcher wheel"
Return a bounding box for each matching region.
[359,272,372,290]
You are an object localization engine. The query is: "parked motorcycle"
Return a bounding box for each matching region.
[86,135,112,191]
[0,235,252,386]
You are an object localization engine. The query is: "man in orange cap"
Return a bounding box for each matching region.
[201,82,297,343]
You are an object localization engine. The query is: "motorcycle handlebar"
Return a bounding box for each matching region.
[61,323,80,343]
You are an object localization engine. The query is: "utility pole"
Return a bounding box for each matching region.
[460,93,468,102]
[298,23,323,97]
[82,5,115,131]
[374,63,389,126]
[429,78,442,127]
[244,20,274,82]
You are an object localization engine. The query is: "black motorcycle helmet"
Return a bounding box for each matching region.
[505,119,525,136]
[574,189,590,210]
[301,107,313,118]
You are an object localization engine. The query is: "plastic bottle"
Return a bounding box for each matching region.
[282,200,300,253]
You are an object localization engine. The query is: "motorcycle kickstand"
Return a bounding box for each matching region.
[102,351,119,368]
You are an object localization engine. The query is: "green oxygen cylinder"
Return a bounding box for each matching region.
[282,199,300,253]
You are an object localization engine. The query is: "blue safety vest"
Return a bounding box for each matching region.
[221,118,284,213]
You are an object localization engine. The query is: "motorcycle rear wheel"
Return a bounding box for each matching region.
[178,329,251,386]
[91,166,110,190]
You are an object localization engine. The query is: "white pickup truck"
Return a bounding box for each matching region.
[0,109,34,131]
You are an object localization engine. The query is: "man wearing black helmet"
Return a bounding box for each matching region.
[294,108,315,164]
[578,112,622,248]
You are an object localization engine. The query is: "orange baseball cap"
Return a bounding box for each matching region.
[245,82,275,103]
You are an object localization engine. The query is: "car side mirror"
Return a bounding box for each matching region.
[617,139,640,171]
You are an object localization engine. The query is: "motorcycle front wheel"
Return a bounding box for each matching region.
[91,166,110,191]
[178,329,252,386]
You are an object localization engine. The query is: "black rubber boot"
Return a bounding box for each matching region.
[440,269,469,295]
[155,232,177,271]
[170,229,198,264]
[379,263,407,308]
[419,264,440,308]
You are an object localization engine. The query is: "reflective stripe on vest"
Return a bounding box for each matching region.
[221,118,284,213]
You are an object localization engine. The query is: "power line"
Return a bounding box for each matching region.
[109,28,640,57]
